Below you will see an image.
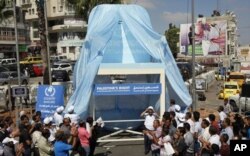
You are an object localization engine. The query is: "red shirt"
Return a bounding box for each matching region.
[211,121,220,134]
[220,144,230,156]
[78,127,90,147]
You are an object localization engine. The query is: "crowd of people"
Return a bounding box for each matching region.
[141,99,250,156]
[0,106,102,156]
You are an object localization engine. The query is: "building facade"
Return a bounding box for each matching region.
[21,0,87,60]
[0,0,30,59]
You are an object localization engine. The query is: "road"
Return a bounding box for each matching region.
[0,76,224,156]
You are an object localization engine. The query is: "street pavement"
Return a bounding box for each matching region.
[0,76,224,156]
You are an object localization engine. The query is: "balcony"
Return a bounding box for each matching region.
[51,24,86,32]
[0,35,29,43]
[21,1,32,11]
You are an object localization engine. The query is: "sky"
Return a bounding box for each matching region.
[129,0,250,46]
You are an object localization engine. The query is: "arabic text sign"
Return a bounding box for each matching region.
[36,85,64,118]
[94,83,161,96]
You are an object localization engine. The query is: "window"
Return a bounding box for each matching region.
[69,47,75,53]
[53,7,56,13]
[29,9,31,15]
[32,9,34,14]
[59,6,63,12]
[33,31,39,38]
[62,47,66,53]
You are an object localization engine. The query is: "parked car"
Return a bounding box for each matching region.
[51,62,73,75]
[218,81,240,100]
[50,55,70,63]
[52,70,70,82]
[228,94,250,112]
[0,71,29,85]
[0,58,16,65]
[20,56,43,64]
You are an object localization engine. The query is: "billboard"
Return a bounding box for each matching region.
[94,83,161,96]
[36,85,64,118]
[180,18,227,56]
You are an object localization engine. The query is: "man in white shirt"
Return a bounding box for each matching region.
[220,118,233,144]
[53,106,64,126]
[64,105,80,125]
[218,106,227,122]
[141,106,159,154]
[185,112,195,134]
[199,119,211,142]
[168,99,176,112]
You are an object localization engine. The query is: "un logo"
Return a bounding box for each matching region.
[45,86,56,97]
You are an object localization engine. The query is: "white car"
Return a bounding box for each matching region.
[228,94,250,112]
[51,63,73,75]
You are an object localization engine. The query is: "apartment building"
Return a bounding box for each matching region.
[21,0,87,60]
[0,0,30,59]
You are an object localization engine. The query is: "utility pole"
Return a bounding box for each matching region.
[44,0,52,84]
[191,0,196,110]
[13,0,21,86]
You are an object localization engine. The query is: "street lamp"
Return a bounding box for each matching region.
[44,0,52,84]
[191,0,196,110]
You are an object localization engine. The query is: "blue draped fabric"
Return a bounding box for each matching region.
[67,4,192,119]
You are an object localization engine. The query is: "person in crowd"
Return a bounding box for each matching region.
[169,111,177,128]
[5,88,16,111]
[86,116,102,156]
[168,99,176,112]
[140,106,159,154]
[218,106,227,123]
[223,99,232,115]
[173,126,187,156]
[185,112,195,134]
[210,144,220,156]
[162,117,176,138]
[2,137,23,156]
[144,119,162,156]
[37,128,54,156]
[31,123,43,156]
[232,122,241,140]
[220,133,230,156]
[208,114,220,134]
[19,115,32,156]
[158,128,172,155]
[43,117,56,144]
[54,128,78,156]
[183,123,194,156]
[240,128,248,140]
[30,113,42,125]
[244,115,250,139]
[220,118,233,144]
[54,106,64,127]
[64,106,80,125]
[24,85,30,107]
[174,105,185,127]
[201,126,221,155]
[193,111,202,155]
[60,118,71,139]
[199,119,211,143]
[0,122,9,142]
[78,120,90,156]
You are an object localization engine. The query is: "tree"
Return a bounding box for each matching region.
[165,23,180,59]
[67,0,121,22]
[35,0,50,84]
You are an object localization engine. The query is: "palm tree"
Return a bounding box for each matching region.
[67,0,121,22]
[35,0,50,84]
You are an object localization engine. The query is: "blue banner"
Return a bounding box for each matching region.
[94,83,161,96]
[36,85,64,118]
